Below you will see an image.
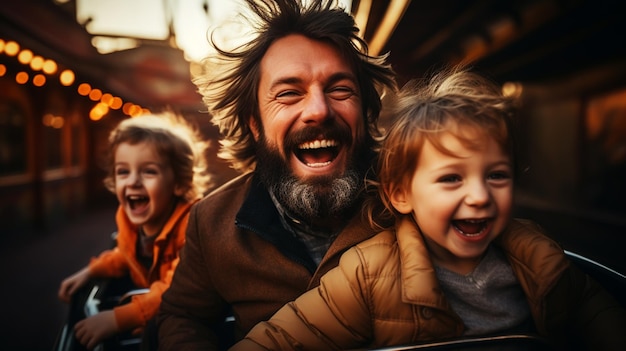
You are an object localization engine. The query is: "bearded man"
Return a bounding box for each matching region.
[156,1,396,350]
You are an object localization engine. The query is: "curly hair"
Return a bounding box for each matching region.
[102,112,212,202]
[194,0,397,173]
[365,66,520,230]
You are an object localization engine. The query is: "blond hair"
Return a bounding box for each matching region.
[103,112,212,202]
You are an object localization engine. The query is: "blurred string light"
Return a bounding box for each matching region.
[0,37,149,123]
[33,74,46,87]
[42,113,65,129]
[502,82,523,98]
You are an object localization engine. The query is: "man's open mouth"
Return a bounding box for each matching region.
[295,139,340,168]
[452,219,489,237]
[127,194,149,210]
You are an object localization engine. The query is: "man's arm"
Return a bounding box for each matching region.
[157,204,225,351]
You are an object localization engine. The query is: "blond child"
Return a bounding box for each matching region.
[58,112,211,350]
[230,68,626,350]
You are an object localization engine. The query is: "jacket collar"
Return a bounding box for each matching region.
[116,200,193,243]
[395,216,451,310]
[494,219,569,299]
[236,174,317,272]
[157,201,193,242]
[395,217,570,310]
[234,173,377,277]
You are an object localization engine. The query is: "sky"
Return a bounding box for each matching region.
[74,0,352,62]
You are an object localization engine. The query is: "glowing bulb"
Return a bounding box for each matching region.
[5,41,20,56]
[60,69,75,86]
[18,49,33,64]
[110,97,123,109]
[77,83,91,96]
[101,93,113,105]
[15,71,29,84]
[43,59,58,74]
[33,74,46,87]
[30,56,44,71]
[88,88,102,101]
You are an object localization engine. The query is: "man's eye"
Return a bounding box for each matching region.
[276,90,300,99]
[328,87,355,100]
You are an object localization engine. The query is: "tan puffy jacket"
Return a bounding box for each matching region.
[233,217,626,351]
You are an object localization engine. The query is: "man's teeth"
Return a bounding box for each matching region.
[299,139,337,150]
[307,161,332,168]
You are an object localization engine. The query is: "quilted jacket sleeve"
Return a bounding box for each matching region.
[231,247,372,351]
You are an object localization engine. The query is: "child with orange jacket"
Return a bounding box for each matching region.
[58,112,211,350]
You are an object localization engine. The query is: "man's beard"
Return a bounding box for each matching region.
[255,127,372,224]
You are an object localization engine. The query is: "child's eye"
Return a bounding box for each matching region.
[488,171,512,181]
[142,168,159,176]
[438,174,461,183]
[115,168,129,176]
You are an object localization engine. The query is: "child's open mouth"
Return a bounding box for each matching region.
[127,195,149,210]
[452,219,489,237]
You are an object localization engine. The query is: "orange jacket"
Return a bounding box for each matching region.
[88,200,193,332]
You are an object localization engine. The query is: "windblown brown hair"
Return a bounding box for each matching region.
[194,0,397,173]
[365,66,519,230]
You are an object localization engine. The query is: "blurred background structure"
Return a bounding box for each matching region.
[0,0,625,350]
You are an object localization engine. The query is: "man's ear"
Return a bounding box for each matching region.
[248,116,260,141]
[389,185,413,214]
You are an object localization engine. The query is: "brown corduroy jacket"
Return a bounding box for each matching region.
[157,172,378,350]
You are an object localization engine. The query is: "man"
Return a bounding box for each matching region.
[156,0,396,349]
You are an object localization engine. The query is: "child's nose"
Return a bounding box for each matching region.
[128,172,142,186]
[464,181,490,207]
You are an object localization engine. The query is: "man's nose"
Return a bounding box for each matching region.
[301,88,331,124]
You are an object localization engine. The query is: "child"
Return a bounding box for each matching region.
[58,112,211,350]
[229,68,626,350]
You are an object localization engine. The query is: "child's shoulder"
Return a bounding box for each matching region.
[499,218,569,281]
[355,229,398,250]
[503,218,562,251]
[339,230,400,274]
